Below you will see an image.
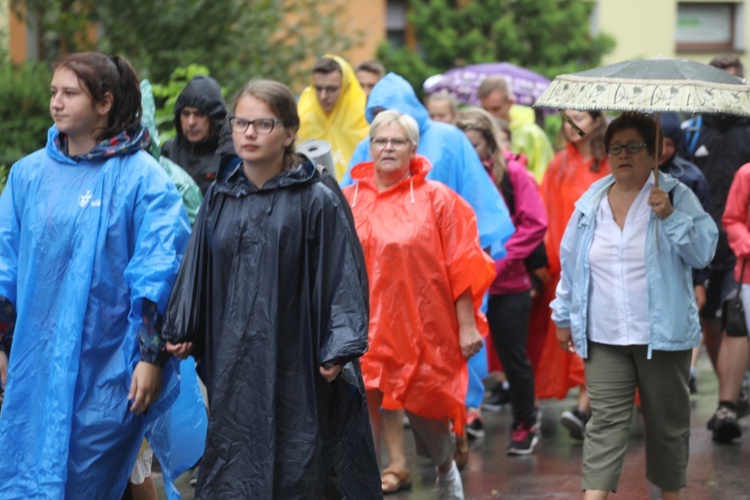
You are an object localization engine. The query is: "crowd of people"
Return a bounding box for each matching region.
[0,48,747,500]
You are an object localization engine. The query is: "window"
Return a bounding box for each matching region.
[676,2,745,52]
[386,0,407,48]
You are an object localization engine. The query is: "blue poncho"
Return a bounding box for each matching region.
[341,73,514,258]
[0,125,190,498]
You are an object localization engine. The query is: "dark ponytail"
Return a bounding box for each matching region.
[55,52,142,141]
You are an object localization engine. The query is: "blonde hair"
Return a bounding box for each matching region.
[370,110,420,148]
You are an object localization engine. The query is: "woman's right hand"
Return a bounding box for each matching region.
[166,341,193,360]
[556,327,576,354]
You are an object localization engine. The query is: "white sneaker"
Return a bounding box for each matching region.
[436,461,465,500]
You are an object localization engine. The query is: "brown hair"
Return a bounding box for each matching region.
[477,76,510,100]
[355,60,385,78]
[604,112,661,159]
[561,110,608,172]
[55,52,142,141]
[312,57,342,75]
[710,54,744,78]
[232,79,300,172]
[454,107,508,188]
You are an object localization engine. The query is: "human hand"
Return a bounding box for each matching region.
[319,364,342,382]
[166,341,193,360]
[534,267,552,285]
[556,327,575,353]
[648,186,674,220]
[129,361,163,415]
[459,326,483,359]
[0,350,7,390]
[694,285,707,312]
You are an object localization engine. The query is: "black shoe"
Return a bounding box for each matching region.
[712,407,742,443]
[560,407,589,440]
[688,374,697,394]
[466,410,485,439]
[506,421,538,455]
[482,384,511,411]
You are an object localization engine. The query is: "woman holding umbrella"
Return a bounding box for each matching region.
[552,113,717,498]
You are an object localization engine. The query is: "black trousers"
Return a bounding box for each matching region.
[487,291,536,425]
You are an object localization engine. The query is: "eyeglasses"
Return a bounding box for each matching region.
[229,117,280,135]
[371,137,410,149]
[314,85,341,94]
[607,142,648,155]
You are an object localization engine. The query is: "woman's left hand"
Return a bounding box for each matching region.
[129,361,163,415]
[319,364,342,382]
[459,326,483,359]
[648,186,674,220]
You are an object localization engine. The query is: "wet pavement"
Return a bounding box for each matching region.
[155,353,750,499]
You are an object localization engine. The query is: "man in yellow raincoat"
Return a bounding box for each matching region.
[298,55,370,180]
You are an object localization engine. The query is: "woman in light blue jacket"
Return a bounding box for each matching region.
[551,113,717,500]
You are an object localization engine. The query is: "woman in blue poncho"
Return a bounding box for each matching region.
[0,52,190,498]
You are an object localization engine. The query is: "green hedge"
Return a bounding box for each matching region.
[0,165,8,194]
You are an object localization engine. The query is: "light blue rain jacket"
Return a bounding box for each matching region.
[551,172,718,359]
[0,125,190,498]
[341,73,514,258]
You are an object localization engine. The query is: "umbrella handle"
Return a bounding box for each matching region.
[560,110,585,137]
[654,112,660,189]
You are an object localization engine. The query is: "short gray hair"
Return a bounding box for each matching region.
[370,110,420,147]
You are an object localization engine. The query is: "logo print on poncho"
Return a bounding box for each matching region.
[79,190,93,208]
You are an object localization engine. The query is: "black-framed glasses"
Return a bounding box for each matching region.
[607,142,648,155]
[370,137,410,149]
[229,117,280,135]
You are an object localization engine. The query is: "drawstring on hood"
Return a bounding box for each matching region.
[352,183,359,207]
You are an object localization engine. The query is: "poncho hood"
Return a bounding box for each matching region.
[365,73,430,132]
[173,75,227,140]
[46,123,150,164]
[215,155,320,199]
[349,154,432,188]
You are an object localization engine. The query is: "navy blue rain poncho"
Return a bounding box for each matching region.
[340,72,515,259]
[0,125,190,498]
[162,157,380,499]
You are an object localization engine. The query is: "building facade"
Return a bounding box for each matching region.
[2,1,748,71]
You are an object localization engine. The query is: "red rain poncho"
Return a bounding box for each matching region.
[533,143,610,399]
[343,155,495,432]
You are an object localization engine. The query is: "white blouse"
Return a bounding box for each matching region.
[587,176,653,346]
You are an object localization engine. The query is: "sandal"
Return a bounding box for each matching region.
[381,467,412,495]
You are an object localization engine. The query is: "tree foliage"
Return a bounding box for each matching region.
[377,0,615,95]
[12,0,358,93]
[0,55,53,166]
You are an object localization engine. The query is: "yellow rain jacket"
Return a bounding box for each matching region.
[509,104,554,183]
[298,55,370,180]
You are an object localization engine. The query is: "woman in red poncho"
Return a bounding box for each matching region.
[343,110,495,498]
[532,110,609,440]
